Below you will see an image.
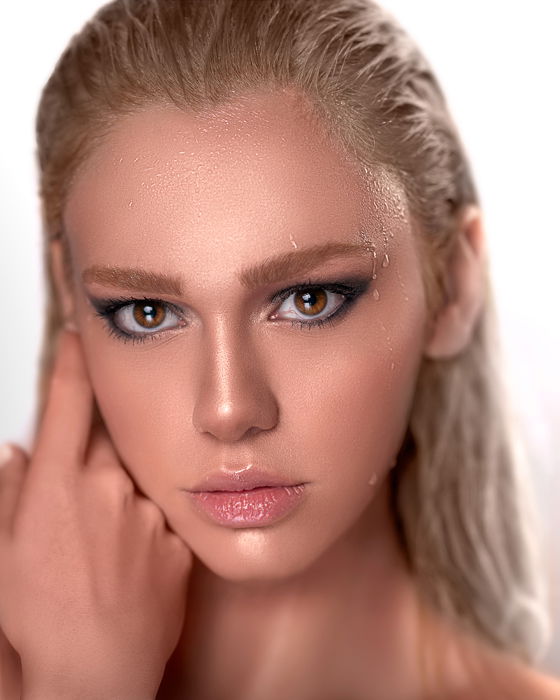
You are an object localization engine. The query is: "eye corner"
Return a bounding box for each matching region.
[269,278,369,331]
[90,295,186,344]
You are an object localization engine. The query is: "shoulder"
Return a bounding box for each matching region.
[501,663,560,700]
[453,645,560,700]
[421,614,560,700]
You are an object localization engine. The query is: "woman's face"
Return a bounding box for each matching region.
[62,90,428,582]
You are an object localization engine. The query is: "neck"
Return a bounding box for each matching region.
[161,479,439,700]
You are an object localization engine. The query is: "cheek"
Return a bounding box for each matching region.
[80,335,190,497]
[78,277,426,512]
[289,296,426,492]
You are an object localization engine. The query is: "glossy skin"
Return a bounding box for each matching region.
[1,88,559,698]
[61,90,428,584]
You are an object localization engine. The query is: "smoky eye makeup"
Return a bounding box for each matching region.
[87,295,187,345]
[85,274,374,345]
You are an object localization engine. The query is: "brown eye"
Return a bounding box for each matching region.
[271,286,348,327]
[132,301,166,328]
[109,299,183,337]
[294,289,328,317]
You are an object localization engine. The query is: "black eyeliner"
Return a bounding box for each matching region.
[278,276,372,331]
[87,295,186,345]
[269,275,372,303]
[86,274,373,344]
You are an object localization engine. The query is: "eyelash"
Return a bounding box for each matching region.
[89,277,371,345]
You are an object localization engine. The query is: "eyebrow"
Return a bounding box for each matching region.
[81,241,370,295]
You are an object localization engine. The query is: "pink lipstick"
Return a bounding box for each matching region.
[184,468,307,528]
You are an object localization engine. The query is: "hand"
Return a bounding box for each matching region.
[0,329,193,699]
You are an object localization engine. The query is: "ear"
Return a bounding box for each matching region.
[50,236,78,331]
[424,205,486,359]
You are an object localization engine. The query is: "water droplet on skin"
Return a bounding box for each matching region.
[356,230,378,280]
[390,362,395,370]
[368,472,378,486]
[382,254,390,268]
[128,200,133,208]
[371,250,377,279]
[373,289,380,301]
[289,234,298,249]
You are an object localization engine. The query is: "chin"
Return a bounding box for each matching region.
[185,526,330,584]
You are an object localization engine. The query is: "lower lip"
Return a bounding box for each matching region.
[186,484,307,528]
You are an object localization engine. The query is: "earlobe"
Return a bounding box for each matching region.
[424,205,486,360]
[50,237,77,330]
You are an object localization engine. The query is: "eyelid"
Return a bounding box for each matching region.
[269,275,372,302]
[87,274,372,343]
[87,276,368,315]
[87,295,185,319]
[87,295,186,344]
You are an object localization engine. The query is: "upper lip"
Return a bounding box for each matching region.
[187,467,304,493]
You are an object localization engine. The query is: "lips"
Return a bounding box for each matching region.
[184,467,309,527]
[187,467,304,493]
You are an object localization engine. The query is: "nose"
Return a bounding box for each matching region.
[191,317,279,443]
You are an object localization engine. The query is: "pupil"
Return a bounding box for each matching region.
[133,301,164,328]
[302,292,315,307]
[295,289,327,316]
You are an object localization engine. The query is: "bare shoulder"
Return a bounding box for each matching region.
[502,662,560,700]
[456,644,560,700]
[421,614,560,700]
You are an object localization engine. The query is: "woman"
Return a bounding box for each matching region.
[0,0,558,697]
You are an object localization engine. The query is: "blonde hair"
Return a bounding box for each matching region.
[35,0,550,671]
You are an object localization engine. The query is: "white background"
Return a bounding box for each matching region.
[0,0,558,675]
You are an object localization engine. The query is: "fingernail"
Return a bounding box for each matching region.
[0,443,14,466]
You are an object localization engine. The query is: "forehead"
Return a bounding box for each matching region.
[63,90,408,277]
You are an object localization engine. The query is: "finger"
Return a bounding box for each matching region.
[84,413,117,467]
[31,329,94,471]
[0,444,29,535]
[84,418,137,494]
